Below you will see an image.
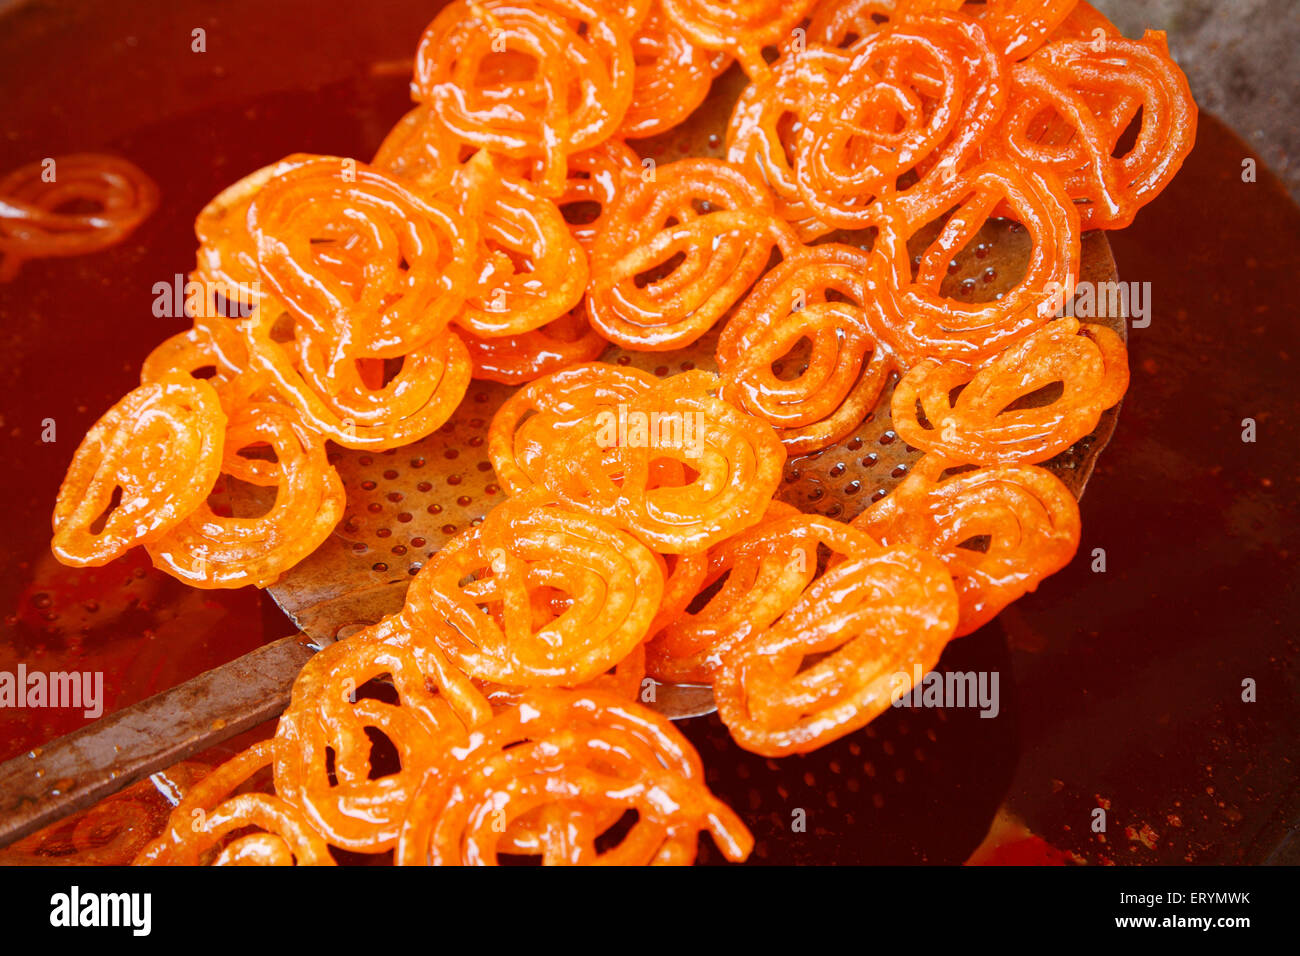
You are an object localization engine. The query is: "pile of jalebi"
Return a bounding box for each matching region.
[35,0,1197,864]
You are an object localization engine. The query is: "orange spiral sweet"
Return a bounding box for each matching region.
[405,492,665,687]
[714,527,959,755]
[136,741,334,866]
[864,160,1080,367]
[622,2,731,139]
[488,361,659,495]
[891,316,1129,464]
[194,155,314,310]
[807,0,898,47]
[645,501,804,683]
[140,311,255,406]
[449,154,589,338]
[661,0,818,79]
[855,455,1080,635]
[718,244,893,453]
[984,31,1198,230]
[412,0,639,197]
[548,138,646,251]
[902,0,1077,61]
[272,617,489,853]
[395,689,752,865]
[371,106,469,191]
[588,158,799,350]
[0,153,157,281]
[51,373,226,567]
[791,13,1007,231]
[726,43,851,240]
[539,369,787,552]
[459,306,608,385]
[247,156,474,375]
[30,0,1207,866]
[244,296,472,450]
[144,401,345,588]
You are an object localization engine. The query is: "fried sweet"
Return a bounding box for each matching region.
[661,0,818,79]
[856,455,1080,635]
[136,742,333,866]
[864,160,1080,367]
[395,689,752,865]
[714,529,959,755]
[488,361,659,494]
[51,374,226,567]
[718,243,892,453]
[538,369,787,552]
[890,316,1129,464]
[985,31,1197,230]
[588,157,799,350]
[244,297,472,450]
[412,0,639,197]
[145,401,345,588]
[247,155,474,372]
[0,154,158,281]
[791,14,1007,231]
[405,493,665,687]
[272,617,489,853]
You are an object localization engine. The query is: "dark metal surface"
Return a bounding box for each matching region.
[0,633,314,847]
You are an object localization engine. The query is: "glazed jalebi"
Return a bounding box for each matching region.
[547,138,645,251]
[537,369,787,552]
[144,401,345,588]
[247,155,474,372]
[193,154,313,311]
[412,0,640,197]
[52,373,226,567]
[645,500,804,683]
[405,492,665,687]
[488,361,660,495]
[448,153,589,338]
[243,296,472,450]
[725,43,851,240]
[0,154,158,281]
[588,157,799,350]
[713,523,960,755]
[140,311,254,405]
[661,0,818,79]
[891,316,1129,464]
[792,13,1008,231]
[864,160,1080,367]
[718,243,893,453]
[272,616,489,853]
[984,31,1197,230]
[807,0,899,47]
[855,455,1080,635]
[459,306,608,385]
[395,689,752,865]
[622,2,731,139]
[137,741,334,866]
[903,0,1077,61]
